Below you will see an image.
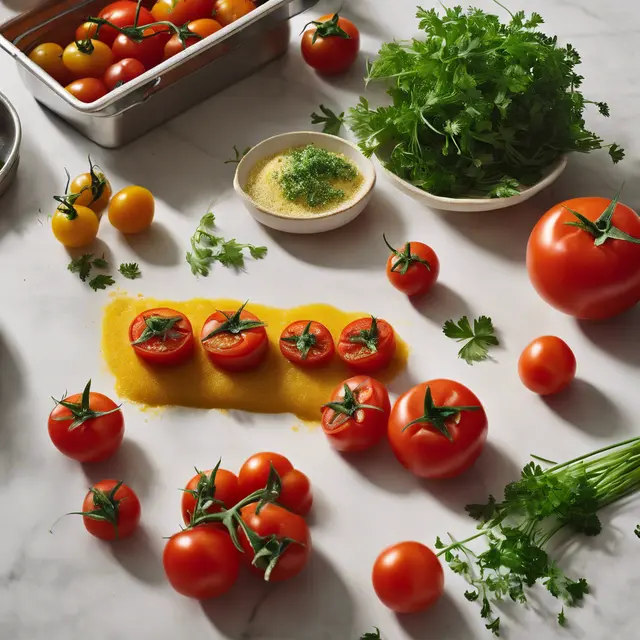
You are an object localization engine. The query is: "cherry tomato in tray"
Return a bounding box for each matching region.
[28,43,72,85]
[103,58,146,90]
[93,0,156,47]
[337,316,396,374]
[112,25,168,70]
[301,13,360,75]
[213,0,256,26]
[152,0,216,28]
[384,235,440,297]
[65,77,108,103]
[518,336,576,396]
[163,19,223,59]
[279,320,334,368]
[62,39,114,79]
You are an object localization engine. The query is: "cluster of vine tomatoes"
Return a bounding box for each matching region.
[28,0,256,102]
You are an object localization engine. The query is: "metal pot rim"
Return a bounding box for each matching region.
[0,90,22,189]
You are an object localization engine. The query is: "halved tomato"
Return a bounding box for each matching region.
[337,316,396,373]
[279,320,334,368]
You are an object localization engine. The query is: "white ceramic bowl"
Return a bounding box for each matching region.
[234,131,376,234]
[382,155,568,212]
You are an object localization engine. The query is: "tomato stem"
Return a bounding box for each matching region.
[302,13,351,44]
[201,301,266,342]
[322,380,383,428]
[51,380,122,430]
[383,234,431,275]
[280,321,317,360]
[348,315,379,353]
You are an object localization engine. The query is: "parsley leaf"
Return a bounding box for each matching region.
[557,609,567,627]
[311,104,345,136]
[119,262,141,279]
[635,524,640,538]
[68,254,94,282]
[360,629,381,640]
[443,315,498,364]
[89,274,115,291]
[92,254,108,269]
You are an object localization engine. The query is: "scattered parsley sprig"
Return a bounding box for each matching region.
[360,629,382,639]
[68,253,107,282]
[443,316,498,364]
[311,104,345,136]
[119,262,141,279]
[68,255,141,290]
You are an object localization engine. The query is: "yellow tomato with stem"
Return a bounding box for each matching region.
[52,205,99,248]
[108,186,155,234]
[69,161,112,214]
[62,39,114,79]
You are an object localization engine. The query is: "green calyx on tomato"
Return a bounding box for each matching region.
[280,321,317,360]
[384,234,431,275]
[86,155,109,204]
[322,381,384,428]
[51,380,122,430]
[186,463,303,581]
[182,461,227,525]
[75,38,95,54]
[348,315,379,353]
[51,480,124,538]
[131,314,184,345]
[304,13,351,44]
[54,169,84,220]
[402,385,480,441]
[201,301,266,342]
[564,187,640,246]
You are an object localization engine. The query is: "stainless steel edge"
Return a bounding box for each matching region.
[0,91,22,199]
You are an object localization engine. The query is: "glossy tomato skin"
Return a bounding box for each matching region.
[301,14,360,75]
[279,320,335,368]
[69,171,112,213]
[152,0,216,27]
[238,452,312,516]
[337,317,396,374]
[129,307,194,366]
[214,0,256,26]
[239,503,311,582]
[96,1,155,47]
[62,40,114,79]
[28,43,72,85]
[527,197,640,320]
[65,77,108,103]
[48,392,124,462]
[51,205,99,247]
[103,58,146,91]
[163,19,222,59]
[518,336,576,396]
[372,541,444,613]
[112,26,168,70]
[321,376,390,452]
[181,468,241,525]
[200,310,268,372]
[386,242,440,297]
[163,525,240,599]
[388,379,487,479]
[82,480,141,540]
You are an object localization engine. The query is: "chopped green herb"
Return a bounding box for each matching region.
[89,274,115,291]
[92,254,108,269]
[557,609,567,627]
[443,316,498,365]
[360,629,382,640]
[635,524,640,538]
[119,262,141,279]
[68,253,108,282]
[311,104,345,136]
[277,144,357,207]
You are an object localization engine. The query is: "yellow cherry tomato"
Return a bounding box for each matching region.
[52,205,99,248]
[69,167,112,214]
[62,39,114,79]
[108,186,155,234]
[28,43,72,85]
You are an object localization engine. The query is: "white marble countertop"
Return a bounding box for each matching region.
[1,0,639,638]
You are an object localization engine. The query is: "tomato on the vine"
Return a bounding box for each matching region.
[129,308,194,366]
[279,320,334,368]
[152,0,216,27]
[337,316,396,373]
[69,158,111,213]
[79,480,141,540]
[200,302,268,372]
[163,525,240,599]
[388,379,487,479]
[94,0,155,47]
[108,185,155,233]
[527,192,640,320]
[239,503,311,582]
[65,77,108,103]
[321,376,390,452]
[103,58,146,90]
[112,25,168,69]
[372,541,444,613]
[163,19,223,59]
[62,39,114,79]
[48,380,124,462]
[181,466,241,526]
[51,203,99,247]
[238,452,312,516]
[518,336,576,396]
[384,235,440,297]
[301,13,360,75]
[28,43,72,85]
[213,0,256,26]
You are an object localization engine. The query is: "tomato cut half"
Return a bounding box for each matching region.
[279,320,335,368]
[337,316,396,373]
[200,302,268,372]
[129,307,194,366]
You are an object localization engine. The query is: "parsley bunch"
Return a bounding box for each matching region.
[436,437,640,635]
[349,5,623,198]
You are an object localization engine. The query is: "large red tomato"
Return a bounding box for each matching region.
[388,379,487,479]
[527,193,640,320]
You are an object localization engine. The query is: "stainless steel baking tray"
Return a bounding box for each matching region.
[0,0,317,148]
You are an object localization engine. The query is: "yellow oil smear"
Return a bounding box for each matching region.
[102,296,409,422]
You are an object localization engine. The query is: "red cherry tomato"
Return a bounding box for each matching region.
[337,316,396,374]
[279,320,335,368]
[76,22,99,41]
[152,0,216,27]
[388,379,488,479]
[200,303,268,372]
[103,58,146,90]
[48,381,124,462]
[65,77,108,102]
[163,525,240,599]
[518,336,577,396]
[385,236,440,297]
[239,503,311,582]
[301,13,360,75]
[238,452,312,516]
[181,467,241,526]
[112,25,168,69]
[372,541,444,613]
[321,376,390,452]
[213,0,256,26]
[81,480,141,540]
[94,1,155,47]
[527,194,640,320]
[129,307,194,366]
[163,19,223,59]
